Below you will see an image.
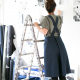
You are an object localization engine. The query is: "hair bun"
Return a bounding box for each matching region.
[46,0,53,2]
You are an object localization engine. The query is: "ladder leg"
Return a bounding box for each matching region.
[30,24,44,80]
[26,54,34,80]
[14,25,27,80]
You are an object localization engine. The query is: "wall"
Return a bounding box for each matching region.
[0,4,1,23]
[1,0,80,79]
[0,0,4,24]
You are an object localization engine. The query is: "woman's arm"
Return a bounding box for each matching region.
[34,22,48,35]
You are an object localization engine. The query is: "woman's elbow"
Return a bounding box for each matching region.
[43,32,47,35]
[42,28,48,35]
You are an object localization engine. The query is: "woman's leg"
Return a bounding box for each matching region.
[52,77,58,80]
[59,76,66,80]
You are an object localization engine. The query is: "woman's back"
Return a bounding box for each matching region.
[40,14,62,37]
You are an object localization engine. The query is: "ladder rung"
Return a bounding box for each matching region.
[17,66,30,70]
[34,40,44,42]
[21,39,44,42]
[39,57,44,59]
[21,53,34,56]
[30,73,45,77]
[24,24,41,26]
[21,39,32,41]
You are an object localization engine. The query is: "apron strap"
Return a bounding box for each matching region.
[48,15,60,36]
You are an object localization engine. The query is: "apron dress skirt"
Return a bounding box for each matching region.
[44,15,71,77]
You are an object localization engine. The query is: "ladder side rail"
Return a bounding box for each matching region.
[30,23,44,80]
[14,25,27,80]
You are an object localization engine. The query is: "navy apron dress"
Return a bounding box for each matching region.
[44,15,71,77]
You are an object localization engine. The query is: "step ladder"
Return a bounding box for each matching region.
[14,15,44,80]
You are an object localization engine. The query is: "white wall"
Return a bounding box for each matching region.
[1,0,80,79]
[0,0,4,24]
[0,4,1,23]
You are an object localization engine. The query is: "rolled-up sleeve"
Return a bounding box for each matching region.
[40,16,49,31]
[57,15,62,33]
[40,16,50,36]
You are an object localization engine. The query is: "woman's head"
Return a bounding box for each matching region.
[45,0,56,13]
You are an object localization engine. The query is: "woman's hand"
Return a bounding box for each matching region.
[58,10,62,16]
[34,22,39,27]
[33,22,48,35]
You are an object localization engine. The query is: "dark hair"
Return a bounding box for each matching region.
[45,0,56,13]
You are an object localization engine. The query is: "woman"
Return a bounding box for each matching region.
[34,0,71,80]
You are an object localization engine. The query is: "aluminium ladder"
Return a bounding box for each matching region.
[14,15,44,80]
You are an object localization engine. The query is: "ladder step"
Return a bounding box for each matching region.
[24,24,41,26]
[30,73,45,77]
[34,40,44,42]
[21,39,32,41]
[21,39,44,42]
[39,57,44,59]
[21,53,34,56]
[17,66,30,70]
